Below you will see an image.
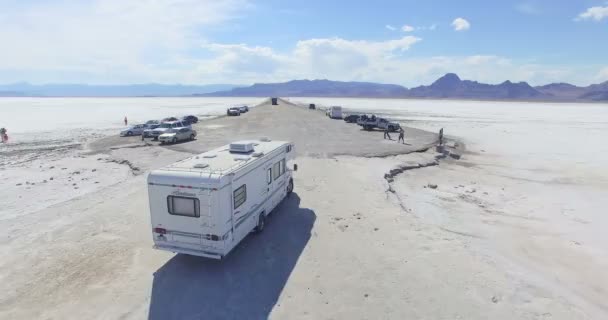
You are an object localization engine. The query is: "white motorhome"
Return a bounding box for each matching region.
[147,139,296,259]
[328,106,343,119]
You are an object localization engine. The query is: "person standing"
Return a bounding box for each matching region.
[398,128,405,144]
[439,128,444,146]
[0,127,6,143]
[124,116,128,126]
[384,127,392,140]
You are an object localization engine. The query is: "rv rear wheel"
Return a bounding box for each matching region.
[255,213,266,233]
[287,179,294,195]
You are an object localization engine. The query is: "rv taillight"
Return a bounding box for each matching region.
[154,227,167,234]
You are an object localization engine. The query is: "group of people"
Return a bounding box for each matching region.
[384,127,444,146]
[0,127,7,143]
[383,127,406,144]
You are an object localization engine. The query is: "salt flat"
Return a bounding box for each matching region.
[1,97,607,319]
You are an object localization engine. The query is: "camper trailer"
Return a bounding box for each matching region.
[147,140,297,259]
[327,106,343,119]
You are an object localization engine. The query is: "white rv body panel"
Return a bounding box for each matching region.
[147,140,296,259]
[329,106,342,119]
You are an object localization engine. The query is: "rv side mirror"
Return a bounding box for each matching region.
[293,164,298,171]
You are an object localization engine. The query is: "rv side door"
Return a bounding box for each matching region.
[265,165,273,196]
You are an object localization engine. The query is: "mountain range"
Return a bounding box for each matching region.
[202,74,608,102]
[1,74,607,101]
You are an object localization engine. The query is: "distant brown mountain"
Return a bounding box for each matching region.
[198,79,408,98]
[406,73,546,100]
[203,74,608,101]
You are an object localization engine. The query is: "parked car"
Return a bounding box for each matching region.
[326,106,342,119]
[238,105,249,113]
[227,108,241,116]
[159,127,197,144]
[182,115,198,123]
[120,124,146,136]
[143,124,161,137]
[149,121,190,140]
[162,116,179,122]
[343,114,361,123]
[357,115,400,132]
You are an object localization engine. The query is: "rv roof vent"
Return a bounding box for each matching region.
[233,155,251,161]
[202,154,217,158]
[260,137,271,142]
[229,141,255,153]
[193,163,209,169]
[252,152,264,157]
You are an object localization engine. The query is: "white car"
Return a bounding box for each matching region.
[227,108,241,116]
[149,121,190,140]
[120,124,145,136]
[159,127,197,144]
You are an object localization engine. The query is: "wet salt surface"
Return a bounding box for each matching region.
[0,97,263,165]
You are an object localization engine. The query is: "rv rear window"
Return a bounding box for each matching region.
[167,196,200,217]
[234,185,247,209]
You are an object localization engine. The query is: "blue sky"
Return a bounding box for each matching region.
[1,0,607,86]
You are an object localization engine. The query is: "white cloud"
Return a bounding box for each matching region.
[398,24,436,32]
[451,17,471,31]
[385,25,396,31]
[576,6,608,21]
[596,67,608,82]
[192,36,422,83]
[401,25,415,32]
[516,3,540,15]
[0,0,249,83]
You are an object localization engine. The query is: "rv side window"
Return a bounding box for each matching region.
[233,185,247,209]
[273,162,280,180]
[267,168,272,184]
[280,159,286,175]
[167,196,200,217]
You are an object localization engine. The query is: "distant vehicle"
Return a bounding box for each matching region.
[327,106,342,119]
[149,121,191,140]
[238,105,249,113]
[309,104,316,110]
[182,115,199,124]
[143,124,161,137]
[162,117,179,122]
[148,139,297,259]
[227,107,241,116]
[343,114,360,123]
[120,124,146,136]
[145,120,160,126]
[271,97,278,105]
[357,115,400,132]
[159,127,197,144]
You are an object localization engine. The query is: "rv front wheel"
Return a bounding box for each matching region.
[255,213,266,233]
